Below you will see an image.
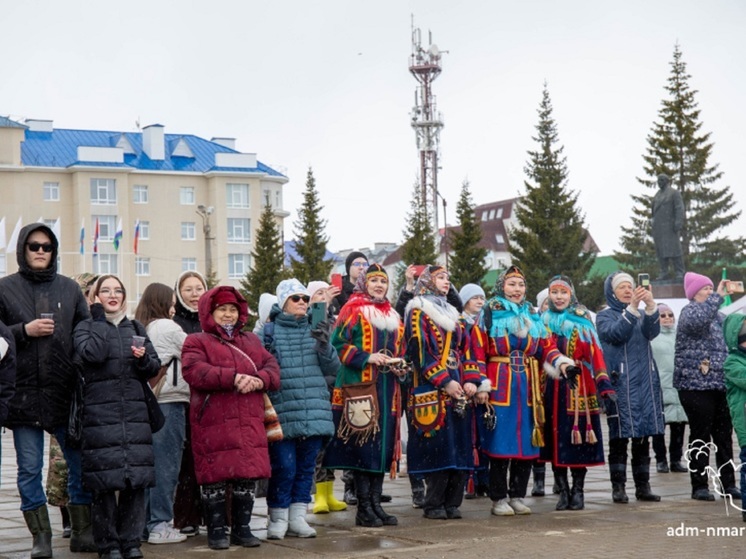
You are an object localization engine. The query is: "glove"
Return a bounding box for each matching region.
[90,303,106,322]
[564,365,581,390]
[604,391,618,403]
[310,321,330,346]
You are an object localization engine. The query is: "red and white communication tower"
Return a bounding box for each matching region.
[409,22,445,230]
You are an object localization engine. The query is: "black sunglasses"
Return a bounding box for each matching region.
[660,312,674,318]
[27,242,54,253]
[289,295,310,303]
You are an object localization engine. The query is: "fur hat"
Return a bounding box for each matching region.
[684,272,713,300]
[277,278,309,310]
[345,251,368,276]
[211,287,242,313]
[611,272,635,292]
[459,283,485,307]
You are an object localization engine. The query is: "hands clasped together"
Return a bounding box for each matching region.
[234,374,265,394]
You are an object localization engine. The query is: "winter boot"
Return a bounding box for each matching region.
[411,476,426,508]
[230,485,260,547]
[633,459,661,502]
[67,503,97,552]
[553,468,570,511]
[370,474,397,526]
[23,505,53,559]
[61,506,71,539]
[312,481,330,514]
[202,485,229,550]
[610,463,628,503]
[569,468,586,510]
[343,481,357,505]
[266,508,289,540]
[287,503,316,538]
[325,480,348,512]
[354,473,382,527]
[532,464,546,497]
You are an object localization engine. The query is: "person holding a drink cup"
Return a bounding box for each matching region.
[74,275,161,559]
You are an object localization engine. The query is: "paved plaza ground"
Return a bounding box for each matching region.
[1,430,744,559]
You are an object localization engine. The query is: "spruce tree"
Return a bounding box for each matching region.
[449,179,489,288]
[240,195,286,316]
[617,44,744,278]
[509,84,595,304]
[395,183,440,290]
[289,167,334,284]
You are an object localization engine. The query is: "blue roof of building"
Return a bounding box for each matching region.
[0,116,26,128]
[20,127,285,177]
[283,241,342,268]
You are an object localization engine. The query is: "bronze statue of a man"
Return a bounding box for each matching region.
[651,173,685,280]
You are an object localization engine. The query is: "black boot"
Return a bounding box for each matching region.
[354,473,382,527]
[610,463,628,503]
[67,503,97,552]
[411,476,426,508]
[370,474,397,526]
[343,475,358,506]
[633,459,660,502]
[553,468,570,511]
[230,483,260,547]
[569,468,586,510]
[61,506,71,538]
[202,484,230,549]
[23,506,53,559]
[532,464,546,497]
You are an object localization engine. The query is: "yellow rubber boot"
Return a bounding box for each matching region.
[313,481,330,514]
[326,480,348,512]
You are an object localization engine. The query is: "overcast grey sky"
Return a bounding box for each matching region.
[2,0,744,256]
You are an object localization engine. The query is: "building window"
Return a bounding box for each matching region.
[489,209,496,220]
[275,190,281,208]
[481,210,488,221]
[90,178,117,205]
[93,215,117,241]
[94,254,118,275]
[496,207,503,218]
[133,185,149,204]
[135,257,150,276]
[226,183,249,208]
[181,222,196,240]
[181,257,197,272]
[180,186,195,205]
[228,253,250,279]
[43,182,60,201]
[139,221,150,240]
[227,218,250,243]
[262,188,272,207]
[495,234,505,244]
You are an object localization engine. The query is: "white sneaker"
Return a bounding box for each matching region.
[148,522,188,544]
[508,498,531,515]
[491,498,515,516]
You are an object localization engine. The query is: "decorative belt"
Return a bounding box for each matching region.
[488,356,510,363]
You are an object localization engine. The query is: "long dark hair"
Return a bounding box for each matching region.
[134,283,175,327]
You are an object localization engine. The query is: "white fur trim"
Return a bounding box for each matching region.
[477,379,492,393]
[360,304,402,332]
[405,296,460,332]
[544,355,574,379]
[0,338,8,361]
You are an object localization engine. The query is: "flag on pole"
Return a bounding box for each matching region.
[722,267,732,308]
[79,219,85,255]
[0,217,6,251]
[113,218,123,251]
[7,217,22,254]
[93,218,100,254]
[133,220,141,255]
[52,217,61,242]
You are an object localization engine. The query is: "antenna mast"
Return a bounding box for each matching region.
[409,20,445,231]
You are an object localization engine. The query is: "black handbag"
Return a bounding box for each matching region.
[142,380,165,433]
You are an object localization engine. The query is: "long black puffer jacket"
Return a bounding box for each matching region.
[0,223,90,431]
[74,313,160,492]
[0,320,16,425]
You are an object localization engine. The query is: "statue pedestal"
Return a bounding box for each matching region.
[651,281,686,299]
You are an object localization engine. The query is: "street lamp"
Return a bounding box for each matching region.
[196,204,215,280]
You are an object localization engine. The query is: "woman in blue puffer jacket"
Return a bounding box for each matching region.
[264,278,339,540]
[674,272,740,502]
[596,272,664,505]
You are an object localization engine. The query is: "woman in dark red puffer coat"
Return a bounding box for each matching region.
[182,286,280,550]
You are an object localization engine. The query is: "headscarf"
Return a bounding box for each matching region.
[543,275,599,344]
[336,263,399,331]
[657,303,676,333]
[485,265,545,339]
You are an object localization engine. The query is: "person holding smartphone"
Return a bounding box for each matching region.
[596,272,664,504]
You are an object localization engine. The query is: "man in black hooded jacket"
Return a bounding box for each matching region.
[0,223,95,557]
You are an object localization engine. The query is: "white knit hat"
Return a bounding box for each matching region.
[307,281,330,300]
[611,272,635,292]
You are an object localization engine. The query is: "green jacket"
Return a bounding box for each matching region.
[723,313,746,448]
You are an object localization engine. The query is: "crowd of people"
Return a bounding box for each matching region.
[0,222,745,558]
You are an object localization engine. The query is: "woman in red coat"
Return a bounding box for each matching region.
[182,286,280,550]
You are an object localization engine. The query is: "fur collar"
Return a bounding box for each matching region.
[360,303,402,332]
[406,295,460,332]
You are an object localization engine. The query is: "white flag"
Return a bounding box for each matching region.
[0,217,6,251]
[7,217,22,254]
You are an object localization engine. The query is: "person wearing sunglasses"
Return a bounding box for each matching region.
[649,304,688,474]
[0,222,96,557]
[263,279,339,540]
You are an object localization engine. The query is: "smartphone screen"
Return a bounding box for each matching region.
[331,273,343,291]
[638,273,651,290]
[311,302,327,328]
